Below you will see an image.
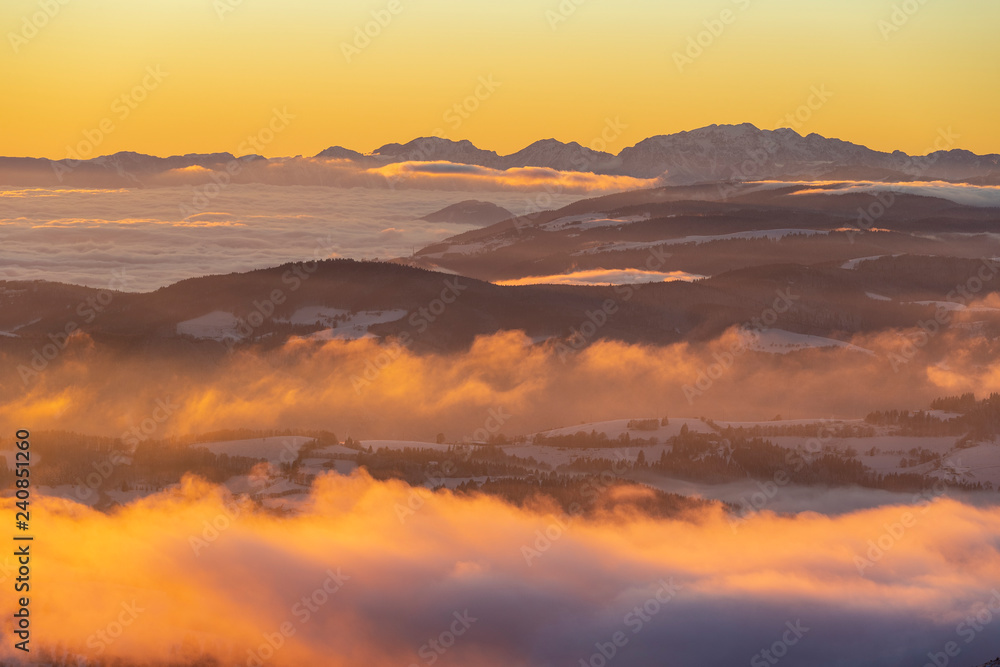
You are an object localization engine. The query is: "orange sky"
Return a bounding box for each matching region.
[1,0,998,159]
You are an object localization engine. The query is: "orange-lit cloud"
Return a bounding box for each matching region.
[494,269,705,286]
[369,161,664,193]
[152,158,664,194]
[0,472,998,666]
[6,324,1000,441]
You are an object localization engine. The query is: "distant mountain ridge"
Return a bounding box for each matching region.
[2,124,998,188]
[320,125,1000,183]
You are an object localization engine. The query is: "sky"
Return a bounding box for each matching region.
[1,0,998,159]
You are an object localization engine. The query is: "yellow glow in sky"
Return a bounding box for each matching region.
[1,0,998,159]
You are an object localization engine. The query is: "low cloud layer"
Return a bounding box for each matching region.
[783,180,1000,208]
[1,473,998,666]
[0,186,581,290]
[367,160,663,193]
[147,157,663,195]
[5,325,1000,441]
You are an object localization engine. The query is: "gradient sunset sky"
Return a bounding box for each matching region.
[2,0,998,159]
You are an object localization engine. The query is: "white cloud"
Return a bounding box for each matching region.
[785,180,1000,207]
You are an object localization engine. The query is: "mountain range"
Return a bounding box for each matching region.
[2,124,998,188]
[350,124,1000,184]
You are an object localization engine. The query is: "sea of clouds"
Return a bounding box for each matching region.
[0,185,582,291]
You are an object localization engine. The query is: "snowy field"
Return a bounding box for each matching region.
[296,309,408,341]
[177,308,409,341]
[576,229,830,256]
[738,329,875,355]
[540,213,652,232]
